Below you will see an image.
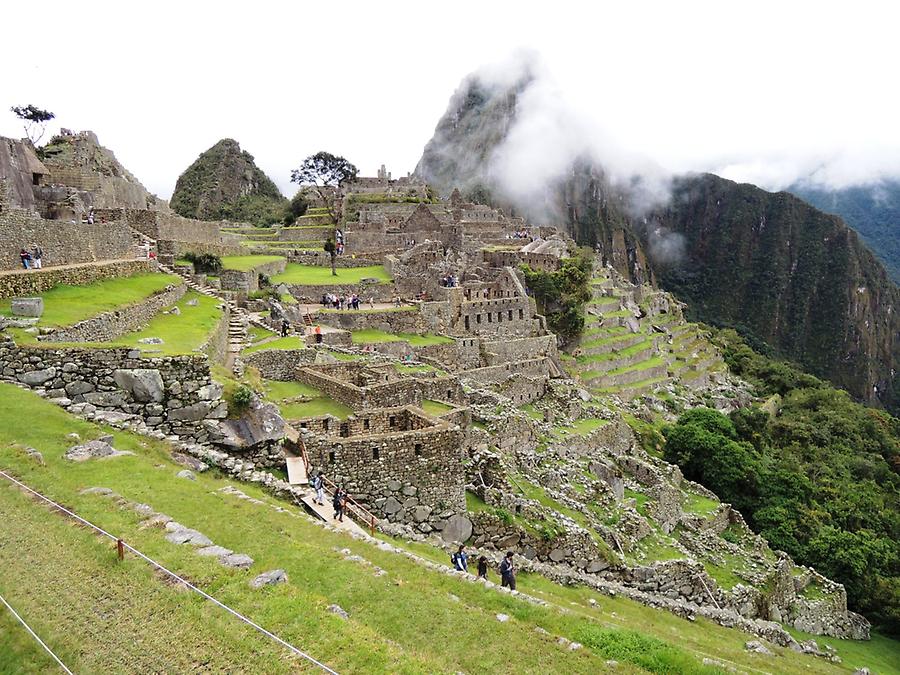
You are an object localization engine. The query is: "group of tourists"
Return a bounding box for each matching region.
[18,245,44,270]
[335,229,346,256]
[311,471,520,588]
[439,273,459,287]
[321,292,370,310]
[451,545,517,587]
[509,229,530,239]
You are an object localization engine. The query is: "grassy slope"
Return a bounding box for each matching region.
[220,255,286,272]
[0,384,894,673]
[0,273,180,326]
[351,329,453,347]
[271,264,391,285]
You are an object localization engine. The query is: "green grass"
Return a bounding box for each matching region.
[271,264,391,286]
[624,488,650,516]
[393,363,444,375]
[576,340,655,364]
[248,325,276,343]
[551,417,608,439]
[520,403,544,420]
[0,273,180,327]
[350,329,453,347]
[219,255,285,272]
[260,379,351,420]
[0,386,893,674]
[683,492,720,516]
[421,399,454,415]
[242,336,307,354]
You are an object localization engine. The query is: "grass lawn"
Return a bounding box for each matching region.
[0,273,180,327]
[421,399,454,415]
[552,417,609,439]
[271,264,391,286]
[219,255,285,272]
[351,329,453,347]
[261,378,352,420]
[106,292,223,355]
[242,336,307,354]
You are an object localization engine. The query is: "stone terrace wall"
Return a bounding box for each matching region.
[303,421,465,528]
[482,335,558,366]
[243,348,319,380]
[0,208,134,271]
[0,259,154,299]
[220,259,286,293]
[313,307,425,333]
[296,366,421,409]
[40,284,185,343]
[201,303,230,366]
[285,282,396,304]
[0,336,226,443]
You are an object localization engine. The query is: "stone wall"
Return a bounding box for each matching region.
[219,259,286,293]
[201,303,230,366]
[303,413,465,528]
[296,365,422,409]
[40,284,185,343]
[0,336,226,442]
[0,259,154,299]
[285,282,396,304]
[313,307,425,333]
[0,207,135,271]
[243,348,319,380]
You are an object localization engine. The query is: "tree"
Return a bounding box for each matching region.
[289,151,358,224]
[323,238,338,276]
[10,104,55,145]
[282,191,309,225]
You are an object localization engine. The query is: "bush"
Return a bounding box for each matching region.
[519,247,593,345]
[282,191,309,225]
[232,385,254,411]
[183,252,222,275]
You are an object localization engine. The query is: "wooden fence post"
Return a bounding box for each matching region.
[117,538,124,561]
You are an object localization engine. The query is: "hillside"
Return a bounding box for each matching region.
[6,381,886,674]
[170,138,286,226]
[415,68,899,412]
[789,179,900,284]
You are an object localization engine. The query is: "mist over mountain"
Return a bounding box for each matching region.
[416,58,900,412]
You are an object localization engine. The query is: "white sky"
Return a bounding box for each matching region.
[2,0,898,199]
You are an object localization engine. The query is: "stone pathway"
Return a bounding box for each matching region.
[299,490,367,536]
[0,257,147,278]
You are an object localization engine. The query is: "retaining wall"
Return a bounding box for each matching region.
[0,259,155,299]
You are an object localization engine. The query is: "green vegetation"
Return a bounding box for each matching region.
[182,252,222,275]
[350,329,453,347]
[664,332,900,635]
[170,138,286,226]
[107,292,223,355]
[259,378,351,420]
[421,399,454,415]
[219,255,285,272]
[271,264,391,285]
[519,247,593,345]
[0,273,179,327]
[242,336,307,354]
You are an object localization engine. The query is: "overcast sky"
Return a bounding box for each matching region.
[2,0,898,199]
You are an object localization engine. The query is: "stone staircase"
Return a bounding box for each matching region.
[127,225,157,260]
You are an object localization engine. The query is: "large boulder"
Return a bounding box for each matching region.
[113,369,165,403]
[216,399,285,450]
[11,297,43,317]
[440,514,473,543]
[65,440,133,462]
[18,367,56,386]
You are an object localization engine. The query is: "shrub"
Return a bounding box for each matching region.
[232,385,254,411]
[183,252,222,275]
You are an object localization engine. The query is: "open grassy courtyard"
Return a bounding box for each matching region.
[271,264,391,285]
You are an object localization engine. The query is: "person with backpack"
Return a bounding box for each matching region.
[332,485,345,522]
[31,245,43,269]
[499,551,516,590]
[312,471,325,506]
[477,556,488,579]
[451,545,468,573]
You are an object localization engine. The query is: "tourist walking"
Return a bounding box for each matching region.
[314,325,323,344]
[451,545,468,572]
[19,248,32,269]
[477,556,488,579]
[281,319,290,337]
[332,486,346,522]
[312,471,325,506]
[499,551,516,590]
[31,245,43,269]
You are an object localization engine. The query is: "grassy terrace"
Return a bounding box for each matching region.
[261,379,351,420]
[351,329,453,347]
[5,382,862,673]
[576,340,655,364]
[0,273,180,327]
[271,264,391,285]
[219,255,286,271]
[420,399,454,415]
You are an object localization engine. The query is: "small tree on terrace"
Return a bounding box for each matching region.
[289,151,358,225]
[323,238,338,276]
[10,104,55,145]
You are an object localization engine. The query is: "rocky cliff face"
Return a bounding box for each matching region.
[416,70,899,410]
[650,174,899,410]
[170,139,284,223]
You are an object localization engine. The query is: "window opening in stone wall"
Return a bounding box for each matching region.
[323,419,330,431]
[329,451,336,462]
[476,314,481,324]
[389,415,396,428]
[340,423,349,438]
[464,315,470,330]
[508,310,513,320]
[519,308,524,319]
[373,447,380,459]
[363,418,370,430]
[414,443,422,456]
